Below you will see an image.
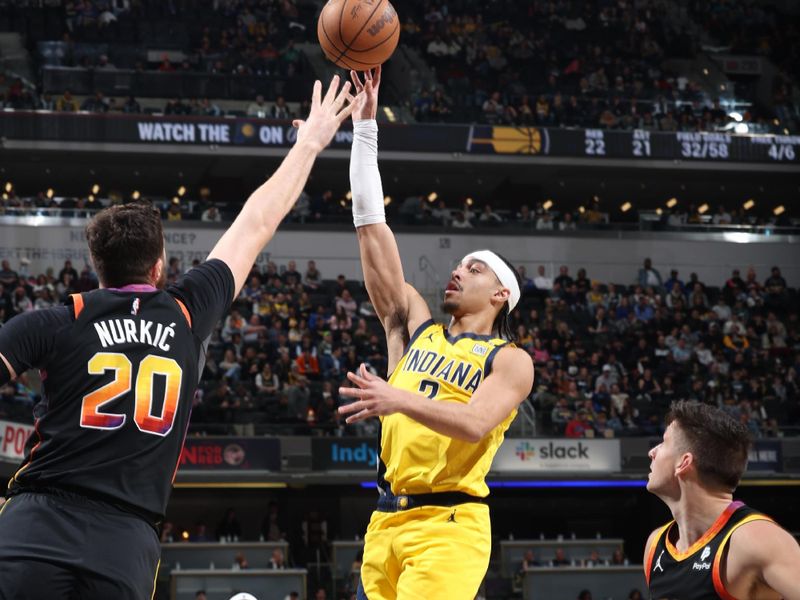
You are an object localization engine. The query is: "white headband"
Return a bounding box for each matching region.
[462,250,521,312]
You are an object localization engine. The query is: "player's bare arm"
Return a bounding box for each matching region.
[723,519,800,600]
[339,346,533,442]
[349,67,432,372]
[209,76,359,298]
[0,351,16,382]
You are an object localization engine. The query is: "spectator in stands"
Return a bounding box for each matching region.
[304,260,322,291]
[451,210,473,229]
[162,98,186,115]
[201,206,221,222]
[268,548,286,569]
[216,508,242,542]
[121,95,141,114]
[638,257,663,289]
[160,521,175,543]
[551,548,570,567]
[190,522,210,543]
[234,552,248,569]
[261,502,286,542]
[478,204,503,225]
[565,409,593,438]
[577,591,592,600]
[336,289,357,320]
[271,96,290,119]
[0,261,19,290]
[247,94,269,118]
[80,91,109,113]
[533,266,553,291]
[195,592,207,600]
[764,266,788,309]
[56,90,79,112]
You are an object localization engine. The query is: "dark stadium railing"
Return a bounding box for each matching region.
[1,208,797,234]
[41,66,313,103]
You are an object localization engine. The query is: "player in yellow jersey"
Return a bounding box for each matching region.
[338,67,535,600]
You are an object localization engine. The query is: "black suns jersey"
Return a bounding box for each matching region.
[0,260,233,519]
[645,501,773,600]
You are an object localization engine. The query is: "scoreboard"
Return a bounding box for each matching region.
[0,111,798,165]
[468,125,800,163]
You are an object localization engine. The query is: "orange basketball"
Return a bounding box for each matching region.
[317,0,400,71]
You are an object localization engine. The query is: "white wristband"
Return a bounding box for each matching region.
[350,119,386,228]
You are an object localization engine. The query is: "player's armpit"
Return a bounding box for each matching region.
[466,347,533,440]
[0,350,17,383]
[385,284,433,373]
[728,519,800,600]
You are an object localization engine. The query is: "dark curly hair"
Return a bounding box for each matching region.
[666,400,751,491]
[85,201,164,288]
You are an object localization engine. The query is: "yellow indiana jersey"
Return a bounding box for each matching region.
[382,319,516,498]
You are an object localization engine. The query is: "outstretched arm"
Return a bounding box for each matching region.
[349,67,431,372]
[209,76,358,299]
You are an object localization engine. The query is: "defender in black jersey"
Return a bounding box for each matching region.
[644,401,799,600]
[0,75,360,600]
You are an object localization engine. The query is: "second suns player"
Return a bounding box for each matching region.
[338,66,535,599]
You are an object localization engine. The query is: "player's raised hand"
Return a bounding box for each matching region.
[338,363,401,423]
[349,65,381,121]
[292,75,363,152]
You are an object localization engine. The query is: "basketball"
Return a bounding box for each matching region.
[317,0,400,71]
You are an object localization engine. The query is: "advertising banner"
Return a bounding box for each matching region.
[0,419,34,463]
[178,437,281,471]
[312,437,378,471]
[1,113,796,163]
[748,440,782,472]
[492,438,621,473]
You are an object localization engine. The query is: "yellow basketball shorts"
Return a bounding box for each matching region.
[358,502,491,600]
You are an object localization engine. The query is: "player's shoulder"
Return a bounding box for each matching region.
[491,345,532,371]
[727,516,795,563]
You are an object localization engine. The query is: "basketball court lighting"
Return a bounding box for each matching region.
[773,205,785,216]
[91,184,100,194]
[172,196,180,204]
[46,188,54,199]
[666,198,678,208]
[4,182,12,193]
[698,203,709,214]
[578,206,586,213]
[383,196,392,206]
[620,202,632,212]
[465,197,474,206]
[340,199,347,207]
[743,199,755,210]
[427,192,438,202]
[383,106,397,122]
[656,208,663,215]
[177,185,186,197]
[542,199,553,210]
[88,194,95,202]
[131,190,141,200]
[345,190,353,200]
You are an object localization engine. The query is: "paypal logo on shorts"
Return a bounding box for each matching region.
[331,442,378,467]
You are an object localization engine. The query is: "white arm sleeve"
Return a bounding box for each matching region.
[349,119,386,228]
